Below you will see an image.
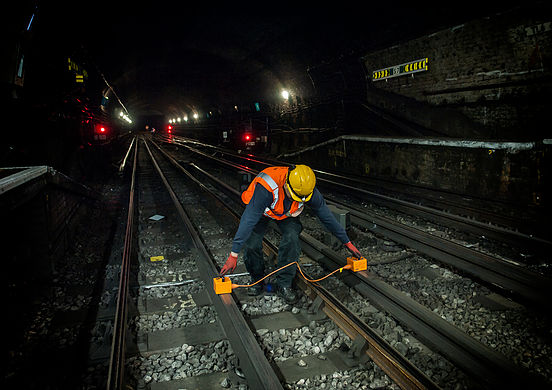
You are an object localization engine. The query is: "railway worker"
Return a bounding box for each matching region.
[220,164,363,303]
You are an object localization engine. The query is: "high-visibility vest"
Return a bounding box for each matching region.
[241,167,304,220]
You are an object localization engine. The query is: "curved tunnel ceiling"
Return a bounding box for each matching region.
[101,13,339,116]
[35,2,530,119]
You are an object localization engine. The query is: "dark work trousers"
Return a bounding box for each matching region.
[242,216,303,288]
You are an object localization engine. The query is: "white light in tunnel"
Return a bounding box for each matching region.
[184,116,188,122]
[120,112,132,123]
[281,90,289,100]
[193,113,199,119]
[177,117,181,122]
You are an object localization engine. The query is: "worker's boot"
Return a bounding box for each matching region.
[277,286,297,304]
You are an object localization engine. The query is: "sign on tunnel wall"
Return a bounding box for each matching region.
[67,57,88,84]
[372,58,428,81]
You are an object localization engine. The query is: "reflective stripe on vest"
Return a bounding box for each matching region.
[258,172,279,212]
[241,167,304,220]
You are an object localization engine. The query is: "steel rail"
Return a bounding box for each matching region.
[325,197,551,309]
[183,151,540,389]
[259,232,439,390]
[143,139,283,390]
[150,140,439,390]
[297,167,534,233]
[164,138,551,308]
[161,135,550,250]
[154,140,548,388]
[118,135,136,173]
[228,147,538,235]
[276,144,546,249]
[106,135,138,390]
[317,175,551,252]
[297,279,439,390]
[296,232,545,389]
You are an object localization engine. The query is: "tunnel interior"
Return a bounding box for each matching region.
[3,2,552,389]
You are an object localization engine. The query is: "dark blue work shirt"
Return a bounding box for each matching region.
[231,184,350,253]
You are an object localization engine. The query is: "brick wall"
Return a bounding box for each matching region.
[283,137,548,209]
[362,4,551,139]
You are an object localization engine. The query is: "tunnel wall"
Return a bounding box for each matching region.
[281,136,548,208]
[6,183,84,282]
[362,5,551,139]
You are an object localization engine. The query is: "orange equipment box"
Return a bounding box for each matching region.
[347,256,367,272]
[213,277,232,294]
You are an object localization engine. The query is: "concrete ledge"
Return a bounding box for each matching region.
[279,135,538,158]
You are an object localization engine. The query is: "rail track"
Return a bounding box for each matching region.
[155,135,552,309]
[7,133,549,389]
[98,135,454,389]
[162,135,550,256]
[135,136,550,388]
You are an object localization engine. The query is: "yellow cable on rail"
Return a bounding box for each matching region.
[214,257,367,295]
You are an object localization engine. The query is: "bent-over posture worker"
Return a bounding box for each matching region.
[220,165,363,303]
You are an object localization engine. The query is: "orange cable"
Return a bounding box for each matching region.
[230,261,352,289]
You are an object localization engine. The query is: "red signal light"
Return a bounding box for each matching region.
[94,124,108,140]
[245,134,251,141]
[95,124,108,134]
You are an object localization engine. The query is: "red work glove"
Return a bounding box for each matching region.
[220,252,238,276]
[344,241,362,259]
